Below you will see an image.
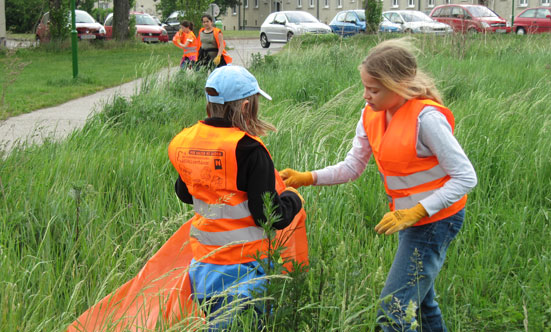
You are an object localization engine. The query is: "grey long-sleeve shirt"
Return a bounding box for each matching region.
[313,106,477,216]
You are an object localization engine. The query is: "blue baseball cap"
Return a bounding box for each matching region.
[205,65,272,104]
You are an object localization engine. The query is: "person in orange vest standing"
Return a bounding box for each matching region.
[196,14,232,69]
[172,20,198,69]
[168,65,304,329]
[280,38,477,332]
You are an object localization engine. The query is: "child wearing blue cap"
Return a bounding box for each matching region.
[168,65,304,330]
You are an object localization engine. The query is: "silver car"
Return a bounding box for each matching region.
[260,11,332,48]
[383,10,453,34]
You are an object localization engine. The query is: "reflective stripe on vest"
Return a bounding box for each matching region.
[386,164,447,190]
[393,190,435,210]
[193,197,250,220]
[190,224,266,247]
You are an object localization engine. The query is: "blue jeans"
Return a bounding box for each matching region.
[377,209,465,332]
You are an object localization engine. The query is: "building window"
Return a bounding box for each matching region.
[337,0,343,7]
[232,5,237,15]
[392,0,399,7]
[428,0,434,7]
[519,0,528,6]
[408,0,414,7]
[310,0,315,7]
[297,0,302,8]
[255,0,259,7]
[244,0,248,7]
[542,0,550,5]
[324,0,329,7]
[445,0,451,4]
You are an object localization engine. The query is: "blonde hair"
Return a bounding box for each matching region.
[359,37,442,104]
[205,90,276,137]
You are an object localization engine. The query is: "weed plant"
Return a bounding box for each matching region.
[1,33,550,331]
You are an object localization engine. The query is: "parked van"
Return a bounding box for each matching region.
[429,4,511,33]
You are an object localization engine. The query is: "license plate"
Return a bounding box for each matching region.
[495,29,506,33]
[81,34,96,40]
[144,37,158,42]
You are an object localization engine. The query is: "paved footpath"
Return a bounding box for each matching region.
[0,38,283,154]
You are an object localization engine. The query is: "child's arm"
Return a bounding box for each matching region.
[237,138,302,230]
[174,176,192,204]
[415,107,477,216]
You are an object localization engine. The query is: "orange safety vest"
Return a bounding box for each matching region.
[168,121,270,265]
[172,30,198,58]
[362,98,467,226]
[198,27,232,64]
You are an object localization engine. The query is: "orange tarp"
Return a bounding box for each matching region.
[67,209,308,331]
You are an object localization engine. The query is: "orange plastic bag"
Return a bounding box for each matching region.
[67,210,308,331]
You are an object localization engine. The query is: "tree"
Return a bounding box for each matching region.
[113,0,131,40]
[364,0,382,34]
[49,0,69,41]
[76,0,95,13]
[5,0,44,33]
[157,0,212,34]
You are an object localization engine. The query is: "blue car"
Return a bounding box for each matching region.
[329,10,366,36]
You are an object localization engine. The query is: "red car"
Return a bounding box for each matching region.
[513,7,551,34]
[36,10,106,43]
[429,4,511,33]
[104,12,168,43]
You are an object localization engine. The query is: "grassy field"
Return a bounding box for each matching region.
[0,40,182,120]
[1,33,550,331]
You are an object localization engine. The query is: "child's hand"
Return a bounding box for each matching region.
[284,187,305,205]
[374,203,428,235]
[279,168,314,189]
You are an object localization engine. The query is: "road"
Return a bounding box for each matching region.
[0,39,284,154]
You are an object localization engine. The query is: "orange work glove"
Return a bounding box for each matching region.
[279,168,314,189]
[284,187,305,205]
[213,55,221,66]
[374,203,428,235]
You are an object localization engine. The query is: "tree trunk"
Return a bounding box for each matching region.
[113,0,130,40]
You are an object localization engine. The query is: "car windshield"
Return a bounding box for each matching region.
[400,11,433,22]
[135,14,157,25]
[286,12,318,23]
[354,10,366,21]
[75,11,96,24]
[465,6,498,18]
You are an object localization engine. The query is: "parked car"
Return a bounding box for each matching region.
[36,10,106,43]
[162,10,185,40]
[260,11,332,48]
[104,12,169,43]
[513,7,551,34]
[429,4,511,33]
[379,15,403,33]
[329,10,366,36]
[382,10,453,34]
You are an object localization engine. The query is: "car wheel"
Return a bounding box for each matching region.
[287,31,294,42]
[35,35,41,47]
[260,33,270,48]
[516,27,526,35]
[468,27,478,34]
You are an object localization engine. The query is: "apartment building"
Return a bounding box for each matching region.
[219,0,549,30]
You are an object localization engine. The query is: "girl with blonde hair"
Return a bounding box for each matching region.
[280,37,477,331]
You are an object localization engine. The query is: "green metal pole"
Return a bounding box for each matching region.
[511,0,515,27]
[70,0,78,78]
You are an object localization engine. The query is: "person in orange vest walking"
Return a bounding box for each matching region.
[280,37,477,332]
[168,65,304,330]
[172,20,198,69]
[196,14,232,69]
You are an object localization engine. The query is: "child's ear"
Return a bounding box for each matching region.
[240,100,250,116]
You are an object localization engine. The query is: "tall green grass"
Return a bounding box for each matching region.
[1,33,550,331]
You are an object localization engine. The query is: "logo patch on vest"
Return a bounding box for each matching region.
[175,148,226,190]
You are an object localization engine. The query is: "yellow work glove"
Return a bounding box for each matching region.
[284,187,305,205]
[279,168,314,189]
[374,203,428,235]
[213,55,221,66]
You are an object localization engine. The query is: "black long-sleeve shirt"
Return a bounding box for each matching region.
[174,117,302,230]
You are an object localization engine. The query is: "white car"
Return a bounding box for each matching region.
[383,10,453,34]
[260,11,332,48]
